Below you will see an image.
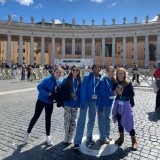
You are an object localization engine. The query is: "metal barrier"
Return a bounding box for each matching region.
[127,69,154,87]
[0,68,13,79]
[0,67,155,87]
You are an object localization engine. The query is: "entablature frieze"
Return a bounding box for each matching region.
[0,22,160,40]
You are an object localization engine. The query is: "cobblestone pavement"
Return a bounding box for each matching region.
[0,78,160,160]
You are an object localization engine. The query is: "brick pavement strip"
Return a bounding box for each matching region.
[0,80,160,160]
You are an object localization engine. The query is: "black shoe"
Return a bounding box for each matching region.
[155,107,160,112]
[86,139,95,146]
[74,144,80,150]
[99,139,110,144]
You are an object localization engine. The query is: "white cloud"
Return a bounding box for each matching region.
[142,15,158,23]
[14,0,33,6]
[34,3,44,9]
[150,15,158,22]
[49,19,61,24]
[90,0,106,3]
[107,2,117,8]
[10,14,19,21]
[0,0,6,5]
[55,19,61,24]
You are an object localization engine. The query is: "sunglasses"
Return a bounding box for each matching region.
[72,68,79,72]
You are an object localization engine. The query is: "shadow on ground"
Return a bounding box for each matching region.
[3,141,132,160]
[147,111,160,122]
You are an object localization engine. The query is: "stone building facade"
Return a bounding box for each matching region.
[0,15,160,67]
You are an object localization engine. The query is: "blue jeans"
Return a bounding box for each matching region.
[74,101,97,145]
[98,106,112,140]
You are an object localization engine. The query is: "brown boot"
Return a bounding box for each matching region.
[115,133,124,146]
[131,136,138,151]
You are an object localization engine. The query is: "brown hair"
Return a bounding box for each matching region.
[66,65,81,88]
[116,67,130,87]
[53,66,63,73]
[106,66,116,83]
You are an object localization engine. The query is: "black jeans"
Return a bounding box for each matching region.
[156,89,160,109]
[27,99,53,136]
[117,113,135,136]
[132,73,139,83]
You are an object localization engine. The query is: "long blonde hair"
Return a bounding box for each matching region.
[106,66,116,83]
[116,67,130,87]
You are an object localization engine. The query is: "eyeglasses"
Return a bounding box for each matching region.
[72,69,79,72]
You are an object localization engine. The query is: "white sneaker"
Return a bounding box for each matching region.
[63,135,68,144]
[24,130,30,143]
[46,136,53,146]
[68,135,73,144]
[68,138,73,144]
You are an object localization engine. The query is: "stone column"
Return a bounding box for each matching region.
[62,38,65,59]
[7,34,11,66]
[82,38,85,59]
[112,37,116,66]
[133,36,138,63]
[72,38,75,58]
[157,34,160,61]
[145,36,149,67]
[30,36,34,65]
[18,36,23,65]
[41,37,45,64]
[51,37,55,64]
[92,38,95,63]
[101,38,105,66]
[122,37,126,66]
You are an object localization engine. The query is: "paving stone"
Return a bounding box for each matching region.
[0,79,159,160]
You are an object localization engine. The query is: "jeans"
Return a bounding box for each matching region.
[27,99,53,136]
[74,101,97,145]
[132,73,139,83]
[98,106,112,140]
[117,113,135,136]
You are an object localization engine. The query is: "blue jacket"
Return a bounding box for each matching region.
[37,76,56,104]
[80,72,100,108]
[61,77,80,108]
[99,76,115,108]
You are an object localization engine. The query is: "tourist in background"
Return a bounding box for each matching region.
[61,65,81,144]
[24,66,63,146]
[74,63,101,150]
[98,66,116,144]
[21,64,25,81]
[112,68,138,151]
[12,63,17,79]
[132,64,140,84]
[154,61,160,112]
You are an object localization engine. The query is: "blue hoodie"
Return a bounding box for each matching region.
[37,76,57,104]
[99,76,115,109]
[80,72,100,108]
[61,77,80,108]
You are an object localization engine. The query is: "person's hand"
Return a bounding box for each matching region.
[48,93,54,100]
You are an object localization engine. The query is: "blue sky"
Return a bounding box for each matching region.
[0,0,160,25]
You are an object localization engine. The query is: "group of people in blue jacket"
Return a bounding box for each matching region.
[24,63,138,152]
